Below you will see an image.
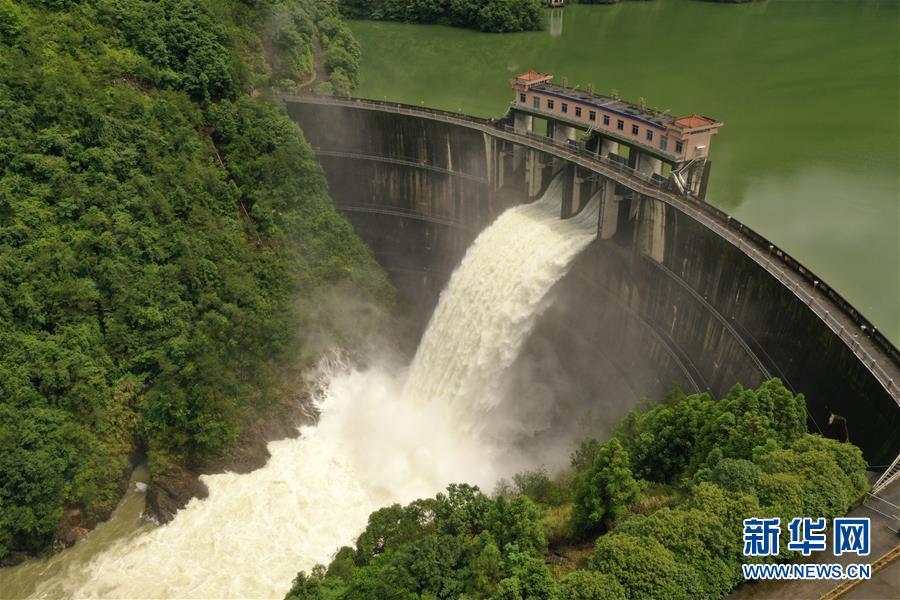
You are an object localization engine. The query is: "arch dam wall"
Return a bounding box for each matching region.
[285,96,900,467]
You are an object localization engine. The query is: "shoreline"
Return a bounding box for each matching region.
[1,385,318,569]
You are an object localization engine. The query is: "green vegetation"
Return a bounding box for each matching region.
[264,0,362,95]
[285,379,868,599]
[0,0,389,560]
[339,0,545,33]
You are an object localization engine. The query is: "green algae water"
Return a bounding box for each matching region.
[349,0,900,342]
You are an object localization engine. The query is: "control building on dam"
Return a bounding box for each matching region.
[282,80,900,489]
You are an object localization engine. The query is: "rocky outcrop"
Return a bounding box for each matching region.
[56,509,92,547]
[144,391,316,524]
[144,463,211,524]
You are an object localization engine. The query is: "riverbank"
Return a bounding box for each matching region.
[144,383,319,525]
[0,379,316,570]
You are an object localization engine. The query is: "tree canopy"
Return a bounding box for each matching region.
[338,0,545,33]
[0,0,389,560]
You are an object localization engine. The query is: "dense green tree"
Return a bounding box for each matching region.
[621,379,807,483]
[589,534,700,600]
[434,483,493,537]
[571,438,640,535]
[0,0,25,39]
[477,0,543,33]
[558,571,626,600]
[487,495,546,555]
[510,468,569,506]
[354,500,436,564]
[613,506,740,597]
[496,547,557,599]
[338,0,545,33]
[0,0,387,560]
[752,434,867,520]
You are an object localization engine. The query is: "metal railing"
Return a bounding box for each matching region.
[280,92,900,407]
[872,453,900,495]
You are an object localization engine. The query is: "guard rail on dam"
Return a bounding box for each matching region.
[281,93,900,471]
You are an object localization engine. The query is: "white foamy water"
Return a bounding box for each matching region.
[26,179,599,599]
[405,176,599,428]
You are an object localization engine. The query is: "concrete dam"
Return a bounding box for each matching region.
[284,94,900,476]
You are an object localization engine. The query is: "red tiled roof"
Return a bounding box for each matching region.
[516,70,551,82]
[673,113,716,129]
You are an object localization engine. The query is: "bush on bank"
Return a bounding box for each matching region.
[0,0,388,560]
[339,0,545,33]
[285,379,869,599]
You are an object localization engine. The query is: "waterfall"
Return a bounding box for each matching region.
[403,176,600,425]
[26,177,599,599]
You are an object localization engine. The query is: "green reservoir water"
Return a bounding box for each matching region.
[349,0,900,342]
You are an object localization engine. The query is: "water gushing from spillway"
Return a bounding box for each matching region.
[404,176,600,430]
[22,178,599,599]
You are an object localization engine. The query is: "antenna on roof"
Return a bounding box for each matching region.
[587,83,594,94]
[611,89,619,100]
[562,77,568,88]
[639,97,646,110]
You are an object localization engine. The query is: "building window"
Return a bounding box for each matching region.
[519,93,526,103]
[547,99,554,110]
[603,115,610,126]
[533,96,540,109]
[575,106,582,117]
[646,130,654,142]
[562,103,568,113]
[617,119,624,130]
[675,140,684,153]
[660,136,668,152]
[631,124,639,136]
[589,110,596,122]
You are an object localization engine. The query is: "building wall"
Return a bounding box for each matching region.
[515,90,714,161]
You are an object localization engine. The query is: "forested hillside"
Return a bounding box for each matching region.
[285,380,869,599]
[0,0,389,561]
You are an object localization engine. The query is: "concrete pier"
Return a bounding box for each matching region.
[637,197,666,262]
[514,111,533,133]
[600,137,619,158]
[550,122,577,144]
[526,149,544,198]
[636,152,663,177]
[598,178,621,239]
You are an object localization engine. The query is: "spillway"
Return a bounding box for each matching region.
[404,176,599,422]
[15,178,599,599]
